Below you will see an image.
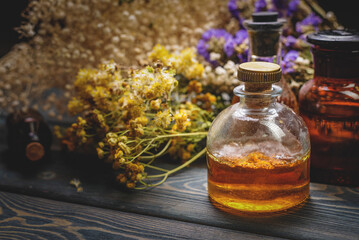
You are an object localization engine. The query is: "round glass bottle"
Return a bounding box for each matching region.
[299,30,359,186]
[207,62,310,213]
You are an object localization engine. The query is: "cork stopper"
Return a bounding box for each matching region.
[244,11,286,30]
[26,142,45,161]
[238,62,282,92]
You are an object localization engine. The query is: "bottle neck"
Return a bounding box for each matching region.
[26,117,40,142]
[247,29,282,64]
[233,84,281,114]
[312,46,359,82]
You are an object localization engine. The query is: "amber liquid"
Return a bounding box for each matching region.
[207,151,310,213]
[300,111,359,186]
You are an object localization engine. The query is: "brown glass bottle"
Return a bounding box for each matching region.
[6,108,52,162]
[299,30,359,186]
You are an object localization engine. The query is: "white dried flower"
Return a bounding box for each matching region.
[295,56,310,65]
[224,60,236,71]
[215,66,226,75]
[202,60,241,94]
[209,52,221,61]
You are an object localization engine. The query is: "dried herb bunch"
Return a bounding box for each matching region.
[0,0,230,117]
[55,58,216,189]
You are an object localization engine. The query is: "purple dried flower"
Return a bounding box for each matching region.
[255,0,267,12]
[237,48,249,63]
[296,13,322,33]
[202,29,216,41]
[270,0,301,18]
[201,29,233,42]
[227,0,249,26]
[234,30,249,63]
[298,33,307,41]
[282,50,299,74]
[234,30,248,45]
[224,38,235,57]
[197,28,234,65]
[272,0,286,10]
[288,0,300,16]
[228,0,240,21]
[197,39,210,61]
[284,50,299,62]
[284,35,297,49]
[271,0,286,17]
[197,27,251,66]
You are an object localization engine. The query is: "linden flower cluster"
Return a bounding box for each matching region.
[0,0,230,117]
[55,61,215,189]
[148,45,220,111]
[148,44,205,81]
[148,44,241,95]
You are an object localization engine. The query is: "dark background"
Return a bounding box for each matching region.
[0,0,358,57]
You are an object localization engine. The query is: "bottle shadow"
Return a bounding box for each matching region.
[0,148,52,178]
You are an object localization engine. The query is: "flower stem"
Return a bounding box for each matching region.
[141,140,171,161]
[129,132,207,161]
[141,164,169,172]
[134,174,169,190]
[146,147,206,179]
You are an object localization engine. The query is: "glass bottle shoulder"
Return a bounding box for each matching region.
[207,101,310,161]
[299,78,359,118]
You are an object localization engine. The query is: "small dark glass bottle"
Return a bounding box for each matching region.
[6,108,52,162]
[232,11,298,113]
[299,30,359,186]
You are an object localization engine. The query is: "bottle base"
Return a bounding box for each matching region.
[208,181,310,213]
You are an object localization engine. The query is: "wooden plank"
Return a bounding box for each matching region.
[0,144,358,240]
[0,191,283,240]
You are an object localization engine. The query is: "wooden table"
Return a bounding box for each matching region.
[0,137,358,240]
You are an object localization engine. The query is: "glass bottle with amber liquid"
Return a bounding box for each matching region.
[6,108,52,163]
[299,30,359,186]
[207,62,310,213]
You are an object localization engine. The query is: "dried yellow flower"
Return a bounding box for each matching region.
[58,62,214,189]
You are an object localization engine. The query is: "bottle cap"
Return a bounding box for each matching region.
[252,11,278,22]
[238,62,282,83]
[307,30,359,50]
[26,142,45,161]
[244,11,286,30]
